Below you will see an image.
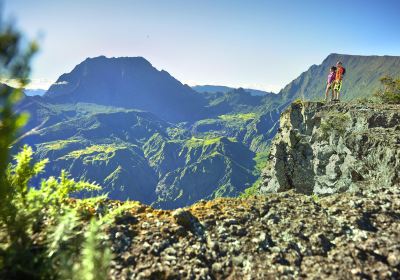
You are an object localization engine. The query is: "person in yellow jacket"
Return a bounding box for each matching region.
[333,61,346,101]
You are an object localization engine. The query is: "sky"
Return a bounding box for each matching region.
[2,0,400,91]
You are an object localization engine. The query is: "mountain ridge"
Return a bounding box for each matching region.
[192,85,275,96]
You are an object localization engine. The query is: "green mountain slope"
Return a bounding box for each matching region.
[145,135,256,209]
[36,141,158,203]
[17,101,261,208]
[22,104,168,203]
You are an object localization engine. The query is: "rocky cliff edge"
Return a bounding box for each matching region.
[260,101,400,195]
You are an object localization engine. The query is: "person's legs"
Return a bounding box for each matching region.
[333,81,341,101]
[332,81,337,100]
[332,84,337,100]
[336,80,342,101]
[325,84,330,101]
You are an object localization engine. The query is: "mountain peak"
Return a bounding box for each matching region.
[80,55,153,68]
[44,56,207,122]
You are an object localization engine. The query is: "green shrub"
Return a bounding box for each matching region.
[374,76,400,104]
[0,22,40,278]
[73,219,112,280]
[311,194,320,203]
[0,21,113,279]
[1,144,106,277]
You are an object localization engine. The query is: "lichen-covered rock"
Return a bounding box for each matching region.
[172,208,194,229]
[105,180,400,279]
[260,101,400,195]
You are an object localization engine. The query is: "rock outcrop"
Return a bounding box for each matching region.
[106,183,400,279]
[260,101,400,195]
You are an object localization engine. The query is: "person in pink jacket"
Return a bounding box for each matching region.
[325,66,336,102]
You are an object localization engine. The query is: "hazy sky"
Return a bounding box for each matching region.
[3,0,400,91]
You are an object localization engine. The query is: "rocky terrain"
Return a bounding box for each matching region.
[261,101,400,195]
[105,181,400,279]
[99,102,400,279]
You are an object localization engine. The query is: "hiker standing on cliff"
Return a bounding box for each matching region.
[325,66,336,102]
[333,61,346,101]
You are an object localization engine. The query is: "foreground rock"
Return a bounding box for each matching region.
[260,101,400,194]
[106,181,400,279]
